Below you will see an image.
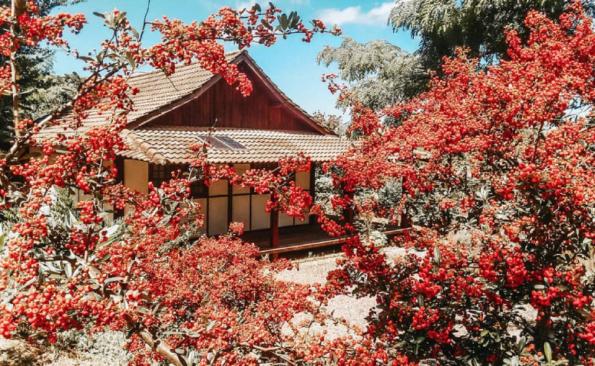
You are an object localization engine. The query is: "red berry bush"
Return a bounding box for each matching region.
[324,2,595,365]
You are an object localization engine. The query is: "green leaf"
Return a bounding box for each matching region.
[116,11,127,25]
[93,11,105,19]
[130,27,139,40]
[104,276,125,285]
[78,56,95,63]
[278,13,288,30]
[125,52,136,71]
[96,254,111,265]
[261,19,273,30]
[434,246,441,264]
[544,342,552,364]
[188,351,197,366]
[64,262,72,278]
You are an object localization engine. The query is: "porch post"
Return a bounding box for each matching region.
[401,177,411,228]
[341,181,355,226]
[114,157,125,219]
[345,190,355,226]
[309,163,316,224]
[270,197,279,248]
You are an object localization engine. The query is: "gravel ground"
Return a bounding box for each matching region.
[277,247,408,338]
[1,246,541,365]
[1,248,409,364]
[278,247,537,345]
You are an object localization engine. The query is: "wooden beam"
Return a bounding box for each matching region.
[238,54,331,135]
[270,206,279,249]
[309,163,316,225]
[227,180,233,228]
[344,187,355,226]
[114,157,125,219]
[400,177,411,228]
[259,228,409,256]
[345,192,355,225]
[128,53,245,130]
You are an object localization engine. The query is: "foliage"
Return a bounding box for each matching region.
[389,0,595,73]
[53,328,133,365]
[5,0,595,365]
[0,2,361,365]
[317,36,425,112]
[318,1,595,114]
[0,0,84,150]
[312,111,346,136]
[324,2,595,365]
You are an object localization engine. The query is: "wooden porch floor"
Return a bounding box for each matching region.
[241,224,407,256]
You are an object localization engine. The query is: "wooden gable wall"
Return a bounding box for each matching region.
[147,66,322,134]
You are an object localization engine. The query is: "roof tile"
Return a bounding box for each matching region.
[120,127,352,164]
[38,51,347,164]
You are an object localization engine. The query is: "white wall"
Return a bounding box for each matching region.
[120,162,313,234]
[124,160,149,194]
[296,171,311,190]
[208,197,228,235]
[124,160,149,215]
[296,171,311,225]
[209,179,228,196]
[232,195,250,229]
[251,194,270,230]
[232,164,251,195]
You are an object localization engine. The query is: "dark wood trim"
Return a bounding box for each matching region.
[206,196,210,236]
[345,189,355,226]
[249,169,253,231]
[126,52,330,135]
[227,180,233,227]
[309,163,316,225]
[114,157,125,219]
[236,54,331,135]
[259,228,409,255]
[270,196,279,249]
[129,75,222,130]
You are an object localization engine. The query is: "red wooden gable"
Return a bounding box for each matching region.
[128,52,331,135]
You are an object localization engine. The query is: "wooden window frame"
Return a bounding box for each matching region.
[149,164,208,199]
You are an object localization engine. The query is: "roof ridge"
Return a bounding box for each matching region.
[237,52,334,135]
[121,129,167,164]
[128,50,244,81]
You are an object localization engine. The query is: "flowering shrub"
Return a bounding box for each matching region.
[323,2,595,365]
[4,0,595,365]
[0,1,352,365]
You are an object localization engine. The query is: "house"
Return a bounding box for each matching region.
[40,50,363,254]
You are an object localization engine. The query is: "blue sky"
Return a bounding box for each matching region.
[50,0,419,117]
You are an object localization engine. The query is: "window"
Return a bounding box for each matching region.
[149,164,208,198]
[251,162,278,171]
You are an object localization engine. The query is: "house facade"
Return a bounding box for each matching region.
[42,50,353,253]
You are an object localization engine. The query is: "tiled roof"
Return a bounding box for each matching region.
[40,51,245,137]
[38,51,345,164]
[120,127,352,164]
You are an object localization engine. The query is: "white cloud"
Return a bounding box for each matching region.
[236,0,257,11]
[236,0,309,11]
[318,2,394,26]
